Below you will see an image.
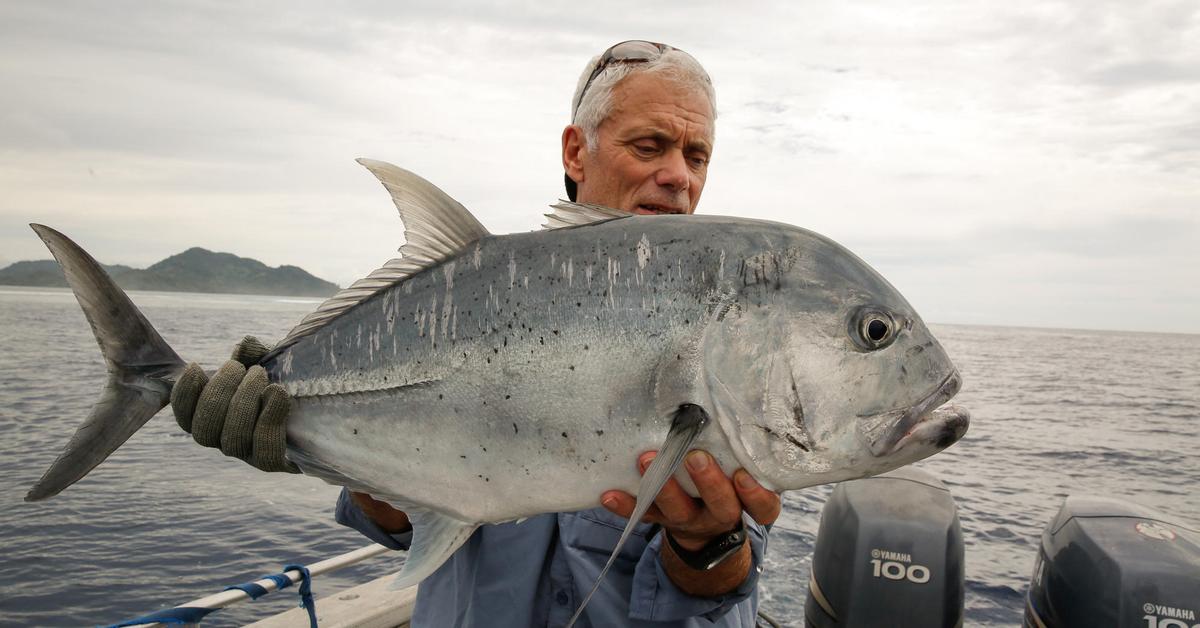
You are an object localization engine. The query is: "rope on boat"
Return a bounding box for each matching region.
[103,543,391,627]
[106,563,317,628]
[223,564,316,628]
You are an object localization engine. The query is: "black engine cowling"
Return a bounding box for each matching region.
[1024,496,1200,628]
[805,466,965,627]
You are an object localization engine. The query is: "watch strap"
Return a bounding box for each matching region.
[664,521,748,571]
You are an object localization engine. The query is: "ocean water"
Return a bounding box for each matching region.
[0,287,1196,626]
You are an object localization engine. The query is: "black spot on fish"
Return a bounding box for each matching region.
[568,365,575,370]
[460,455,467,459]
[584,345,589,350]
[561,431,568,438]
[505,394,511,400]
[513,423,518,434]
[352,429,358,435]
[595,429,604,436]
[438,394,443,400]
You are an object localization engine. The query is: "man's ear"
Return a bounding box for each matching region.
[562,125,586,186]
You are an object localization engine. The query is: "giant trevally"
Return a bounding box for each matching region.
[25,159,969,621]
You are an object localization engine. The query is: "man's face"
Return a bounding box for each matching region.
[564,72,714,215]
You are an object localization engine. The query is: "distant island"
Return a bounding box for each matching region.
[0,248,340,297]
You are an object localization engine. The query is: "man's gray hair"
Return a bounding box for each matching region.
[570,49,717,152]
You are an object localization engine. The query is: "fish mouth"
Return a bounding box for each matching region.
[866,371,970,457]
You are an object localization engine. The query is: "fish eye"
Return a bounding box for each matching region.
[850,307,898,351]
[867,318,889,342]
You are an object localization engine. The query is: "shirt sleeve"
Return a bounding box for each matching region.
[627,519,768,622]
[334,487,414,551]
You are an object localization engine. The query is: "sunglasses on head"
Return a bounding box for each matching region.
[572,40,677,118]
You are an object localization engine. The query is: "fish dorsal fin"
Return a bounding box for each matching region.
[268,160,490,355]
[358,158,491,263]
[542,200,630,230]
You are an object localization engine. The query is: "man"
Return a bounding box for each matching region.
[172,41,780,627]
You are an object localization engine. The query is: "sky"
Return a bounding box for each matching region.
[1,1,1196,334]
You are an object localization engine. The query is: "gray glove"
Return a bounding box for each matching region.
[170,336,299,473]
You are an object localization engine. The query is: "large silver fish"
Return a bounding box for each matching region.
[26,159,969,619]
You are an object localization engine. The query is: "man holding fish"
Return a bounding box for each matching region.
[172,41,780,626]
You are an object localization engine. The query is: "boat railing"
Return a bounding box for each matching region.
[113,543,397,627]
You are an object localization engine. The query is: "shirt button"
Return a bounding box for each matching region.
[555,590,569,606]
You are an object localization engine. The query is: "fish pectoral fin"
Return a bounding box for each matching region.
[388,508,478,591]
[565,403,711,628]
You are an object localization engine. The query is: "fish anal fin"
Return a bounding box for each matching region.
[388,509,478,590]
[565,403,711,627]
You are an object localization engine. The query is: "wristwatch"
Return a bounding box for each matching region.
[664,521,747,571]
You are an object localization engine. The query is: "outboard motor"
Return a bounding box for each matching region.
[1024,496,1200,628]
[805,467,964,627]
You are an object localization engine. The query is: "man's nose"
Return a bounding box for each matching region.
[654,150,690,192]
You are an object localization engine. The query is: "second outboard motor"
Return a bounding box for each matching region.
[1024,496,1200,628]
[805,466,964,627]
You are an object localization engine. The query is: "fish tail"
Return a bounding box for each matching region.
[24,224,187,502]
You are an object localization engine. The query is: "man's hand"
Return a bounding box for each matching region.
[349,491,413,534]
[600,450,781,597]
[170,336,299,473]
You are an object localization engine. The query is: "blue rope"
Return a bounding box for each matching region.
[225,564,317,628]
[104,564,317,628]
[283,563,318,628]
[105,606,217,626]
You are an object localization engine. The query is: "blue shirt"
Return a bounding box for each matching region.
[335,489,768,627]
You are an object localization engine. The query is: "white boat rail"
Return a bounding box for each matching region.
[119,543,395,627]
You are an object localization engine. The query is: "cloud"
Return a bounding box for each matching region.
[0,1,1196,334]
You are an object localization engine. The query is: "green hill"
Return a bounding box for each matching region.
[0,248,339,297]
